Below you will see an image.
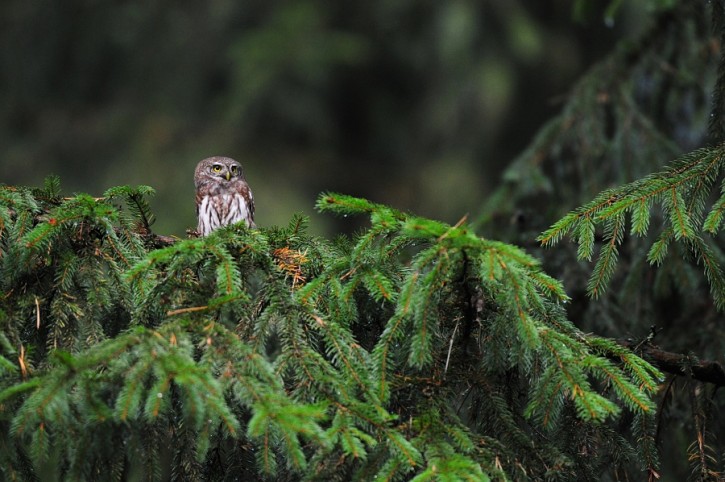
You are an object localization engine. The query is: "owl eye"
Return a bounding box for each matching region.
[211,165,223,173]
[230,165,239,174]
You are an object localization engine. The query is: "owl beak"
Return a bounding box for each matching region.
[225,171,231,181]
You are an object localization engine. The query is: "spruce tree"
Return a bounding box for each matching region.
[482,1,725,480]
[0,172,679,481]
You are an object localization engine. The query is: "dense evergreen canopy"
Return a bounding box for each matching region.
[0,178,663,481]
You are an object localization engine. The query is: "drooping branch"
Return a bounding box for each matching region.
[618,339,725,387]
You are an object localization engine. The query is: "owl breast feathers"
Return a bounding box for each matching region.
[194,156,255,236]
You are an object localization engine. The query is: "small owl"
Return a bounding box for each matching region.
[194,156,255,236]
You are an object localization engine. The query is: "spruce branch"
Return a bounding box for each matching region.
[617,339,725,387]
[0,184,671,480]
[321,192,657,430]
[540,145,725,304]
[104,185,157,232]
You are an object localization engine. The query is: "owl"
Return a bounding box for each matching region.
[194,156,255,236]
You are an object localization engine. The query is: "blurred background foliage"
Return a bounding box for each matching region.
[1,0,656,235]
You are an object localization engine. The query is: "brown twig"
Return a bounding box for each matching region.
[141,232,179,248]
[167,305,208,316]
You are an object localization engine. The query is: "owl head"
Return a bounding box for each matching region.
[194,156,246,187]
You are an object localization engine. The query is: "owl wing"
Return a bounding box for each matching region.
[195,190,203,216]
[248,187,255,222]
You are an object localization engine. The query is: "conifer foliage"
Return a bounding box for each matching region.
[1,176,665,480]
[539,146,725,307]
[478,3,725,478]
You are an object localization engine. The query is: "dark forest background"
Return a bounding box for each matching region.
[1,0,650,235]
